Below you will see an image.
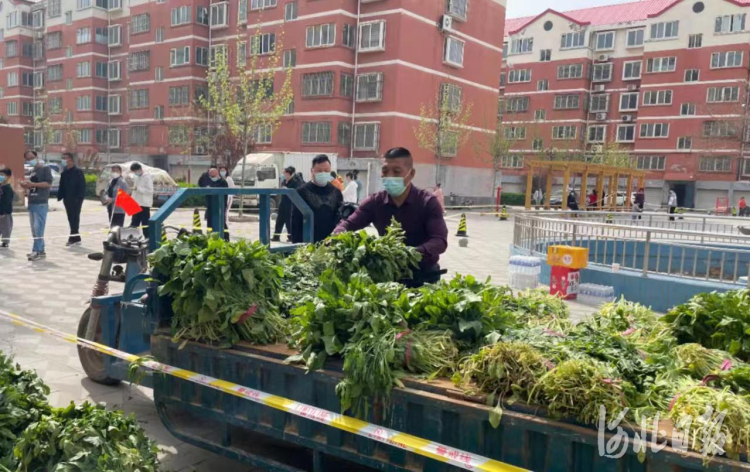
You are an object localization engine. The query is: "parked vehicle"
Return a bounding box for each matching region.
[95,163,178,206]
[25,165,61,197]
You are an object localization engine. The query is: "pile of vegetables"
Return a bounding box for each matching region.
[0,353,158,471]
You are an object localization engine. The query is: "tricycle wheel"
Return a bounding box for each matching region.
[77,307,120,385]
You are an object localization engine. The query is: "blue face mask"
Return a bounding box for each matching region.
[382,177,407,197]
[314,172,333,186]
[0,175,6,183]
[27,159,38,167]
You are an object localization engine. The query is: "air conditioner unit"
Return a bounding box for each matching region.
[440,15,453,32]
[622,115,633,122]
[597,54,610,62]
[627,84,639,91]
[596,113,607,121]
[594,84,606,92]
[591,145,604,153]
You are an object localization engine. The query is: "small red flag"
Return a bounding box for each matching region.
[115,189,142,216]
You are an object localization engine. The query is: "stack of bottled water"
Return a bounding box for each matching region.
[508,256,542,290]
[578,284,616,306]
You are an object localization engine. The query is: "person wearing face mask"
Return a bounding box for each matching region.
[0,168,14,248]
[334,147,448,287]
[21,150,53,261]
[290,155,343,244]
[129,162,154,239]
[57,152,86,246]
[103,165,130,229]
[273,166,303,242]
[204,166,230,241]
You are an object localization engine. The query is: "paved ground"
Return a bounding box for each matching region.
[0,200,595,471]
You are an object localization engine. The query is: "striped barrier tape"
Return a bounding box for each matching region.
[0,308,527,472]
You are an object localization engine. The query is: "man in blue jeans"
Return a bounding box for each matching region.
[20,151,52,261]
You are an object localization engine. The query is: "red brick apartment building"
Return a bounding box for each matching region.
[501,0,750,209]
[0,0,506,196]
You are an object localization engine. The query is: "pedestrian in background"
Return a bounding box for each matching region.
[104,165,129,228]
[343,173,358,203]
[21,151,53,261]
[0,168,13,248]
[290,155,343,243]
[57,152,85,246]
[740,196,748,217]
[354,170,363,203]
[567,188,579,211]
[668,189,678,221]
[433,183,445,214]
[205,166,229,241]
[273,166,302,242]
[330,172,344,192]
[219,166,235,212]
[588,189,598,208]
[129,163,153,238]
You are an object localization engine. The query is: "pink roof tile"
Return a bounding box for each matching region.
[506,0,750,36]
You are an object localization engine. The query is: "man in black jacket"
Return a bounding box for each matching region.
[272,166,303,242]
[204,166,230,241]
[290,155,343,243]
[57,152,86,246]
[0,168,13,248]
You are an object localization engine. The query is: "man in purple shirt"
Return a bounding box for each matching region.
[334,147,448,286]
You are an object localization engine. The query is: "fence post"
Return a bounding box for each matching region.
[642,231,651,277]
[701,218,706,244]
[572,224,577,246]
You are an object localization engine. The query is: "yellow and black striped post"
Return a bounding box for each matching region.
[456,214,468,237]
[499,206,509,221]
[193,208,203,234]
[606,213,614,224]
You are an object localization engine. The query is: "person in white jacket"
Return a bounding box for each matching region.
[129,162,154,238]
[342,172,358,203]
[668,189,678,221]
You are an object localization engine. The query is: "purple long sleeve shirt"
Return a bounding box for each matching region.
[334,185,448,269]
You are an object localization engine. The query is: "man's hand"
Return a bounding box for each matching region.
[19,181,34,189]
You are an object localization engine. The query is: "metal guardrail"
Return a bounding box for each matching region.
[513,214,750,286]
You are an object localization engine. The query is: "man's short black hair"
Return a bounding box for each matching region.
[0,168,11,177]
[62,152,75,160]
[130,162,142,171]
[312,155,330,167]
[25,150,38,158]
[284,166,295,175]
[384,147,412,160]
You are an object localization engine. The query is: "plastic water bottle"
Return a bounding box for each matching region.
[578,283,616,306]
[509,256,541,290]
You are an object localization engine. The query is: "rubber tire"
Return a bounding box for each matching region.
[77,307,120,385]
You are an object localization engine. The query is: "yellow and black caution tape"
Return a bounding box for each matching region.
[0,309,526,472]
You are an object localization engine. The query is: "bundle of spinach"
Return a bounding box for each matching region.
[13,402,159,472]
[150,233,286,347]
[662,289,750,360]
[278,244,332,314]
[503,289,572,334]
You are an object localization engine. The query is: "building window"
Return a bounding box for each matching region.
[76,61,91,78]
[554,94,580,110]
[171,6,191,26]
[66,79,73,90]
[79,129,92,144]
[168,126,189,146]
[76,27,91,44]
[711,51,743,69]
[5,41,17,58]
[700,156,733,173]
[626,29,644,47]
[642,90,672,106]
[129,89,149,109]
[7,72,18,87]
[306,23,335,48]
[238,0,247,23]
[534,109,546,121]
[108,95,121,114]
[355,73,383,102]
[65,11,72,25]
[707,86,740,103]
[210,3,228,28]
[22,43,33,58]
[95,95,108,112]
[496,155,523,169]
[507,69,532,83]
[353,123,379,150]
[505,97,529,113]
[250,33,276,55]
[677,137,692,150]
[446,0,468,20]
[552,126,577,140]
[444,37,465,67]
[688,34,702,49]
[76,95,91,111]
[438,131,459,156]
[684,69,699,82]
[343,24,355,48]
[65,46,72,57]
[237,42,247,66]
[129,51,150,71]
[358,21,385,52]
[594,31,615,51]
[537,79,548,91]
[715,14,746,34]
[617,124,635,142]
[703,121,736,138]
[47,64,63,81]
[593,63,613,82]
[623,61,642,80]
[251,0,277,10]
[209,45,226,67]
[560,30,586,49]
[587,125,606,143]
[504,126,526,140]
[197,7,209,26]
[95,61,108,78]
[108,61,122,80]
[337,122,351,146]
[590,94,609,112]
[47,32,62,49]
[635,156,666,171]
[94,27,108,44]
[107,129,121,148]
[557,64,583,79]
[253,124,273,144]
[283,49,296,68]
[129,126,149,146]
[284,2,297,21]
[639,123,669,138]
[539,49,551,62]
[170,46,190,66]
[650,20,679,40]
[302,122,331,144]
[48,0,62,18]
[441,83,462,112]
[302,72,334,97]
[33,72,44,89]
[155,66,163,81]
[48,97,62,114]
[680,103,696,116]
[77,0,92,10]
[532,139,543,151]
[169,85,190,106]
[6,102,17,116]
[646,56,676,73]
[196,47,209,66]
[509,37,533,55]
[154,105,164,119]
[109,25,121,46]
[340,73,353,97]
[131,13,150,34]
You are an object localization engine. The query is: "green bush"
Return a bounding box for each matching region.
[84,173,99,200]
[500,192,525,206]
